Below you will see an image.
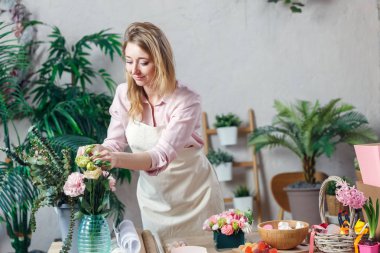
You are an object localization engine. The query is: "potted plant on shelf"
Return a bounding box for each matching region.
[206,149,233,182]
[248,99,377,225]
[203,209,253,250]
[214,113,242,146]
[233,185,253,212]
[359,197,379,253]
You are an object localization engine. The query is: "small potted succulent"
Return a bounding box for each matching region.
[207,149,233,181]
[233,185,253,212]
[214,113,242,146]
[359,197,379,253]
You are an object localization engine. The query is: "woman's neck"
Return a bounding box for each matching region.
[144,87,161,105]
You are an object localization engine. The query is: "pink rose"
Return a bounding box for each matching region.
[221,224,234,235]
[209,215,218,224]
[108,176,116,192]
[63,172,85,197]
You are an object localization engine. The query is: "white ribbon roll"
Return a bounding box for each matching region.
[113,220,141,253]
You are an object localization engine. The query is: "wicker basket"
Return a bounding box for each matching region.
[313,176,356,253]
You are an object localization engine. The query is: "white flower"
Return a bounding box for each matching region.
[83,168,102,180]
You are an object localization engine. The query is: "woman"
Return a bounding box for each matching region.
[78,22,223,239]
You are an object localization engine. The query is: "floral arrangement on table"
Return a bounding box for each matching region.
[64,144,116,215]
[203,209,253,235]
[63,144,116,252]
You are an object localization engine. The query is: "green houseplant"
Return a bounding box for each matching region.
[24,26,129,252]
[214,113,242,146]
[1,23,129,252]
[359,197,379,251]
[207,149,233,181]
[248,99,377,185]
[233,185,253,212]
[29,25,121,142]
[248,99,377,224]
[0,21,39,253]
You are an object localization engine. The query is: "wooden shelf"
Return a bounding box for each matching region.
[202,109,262,223]
[232,161,253,168]
[205,127,252,135]
[223,196,257,203]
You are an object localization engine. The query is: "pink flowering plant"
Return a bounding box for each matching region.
[336,180,367,229]
[203,209,253,235]
[64,144,116,216]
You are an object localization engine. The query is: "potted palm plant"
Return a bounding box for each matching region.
[207,149,233,181]
[248,99,377,224]
[359,197,380,253]
[214,113,242,146]
[233,185,253,212]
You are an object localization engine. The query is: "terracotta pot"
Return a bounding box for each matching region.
[326,195,348,216]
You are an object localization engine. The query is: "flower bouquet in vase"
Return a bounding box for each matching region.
[203,209,253,250]
[64,145,116,253]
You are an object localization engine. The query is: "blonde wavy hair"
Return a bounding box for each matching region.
[123,22,176,120]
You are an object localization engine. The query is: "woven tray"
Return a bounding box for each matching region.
[313,176,355,253]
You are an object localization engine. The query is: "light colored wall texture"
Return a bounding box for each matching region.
[1,0,380,251]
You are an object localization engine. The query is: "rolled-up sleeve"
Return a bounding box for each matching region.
[102,83,129,152]
[146,90,201,175]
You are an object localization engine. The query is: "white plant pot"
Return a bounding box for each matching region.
[216,126,238,146]
[55,204,79,253]
[214,162,233,182]
[233,196,253,212]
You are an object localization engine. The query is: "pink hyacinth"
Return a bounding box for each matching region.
[336,181,367,209]
[221,224,234,235]
[63,172,85,197]
[108,176,116,192]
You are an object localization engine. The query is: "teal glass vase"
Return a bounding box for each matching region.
[214,230,245,250]
[77,214,111,253]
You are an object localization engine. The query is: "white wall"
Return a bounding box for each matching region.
[1,0,380,251]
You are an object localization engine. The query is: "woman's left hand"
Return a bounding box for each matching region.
[93,150,117,170]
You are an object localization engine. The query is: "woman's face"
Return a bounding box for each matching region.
[125,42,155,88]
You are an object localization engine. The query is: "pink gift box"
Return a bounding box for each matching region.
[354,144,380,187]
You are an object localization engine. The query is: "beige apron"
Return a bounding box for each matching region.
[125,120,224,240]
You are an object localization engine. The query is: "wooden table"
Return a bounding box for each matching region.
[162,233,309,253]
[48,231,310,253]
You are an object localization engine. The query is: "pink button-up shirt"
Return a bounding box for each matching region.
[102,82,204,175]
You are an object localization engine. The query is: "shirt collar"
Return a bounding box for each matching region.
[141,94,170,106]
